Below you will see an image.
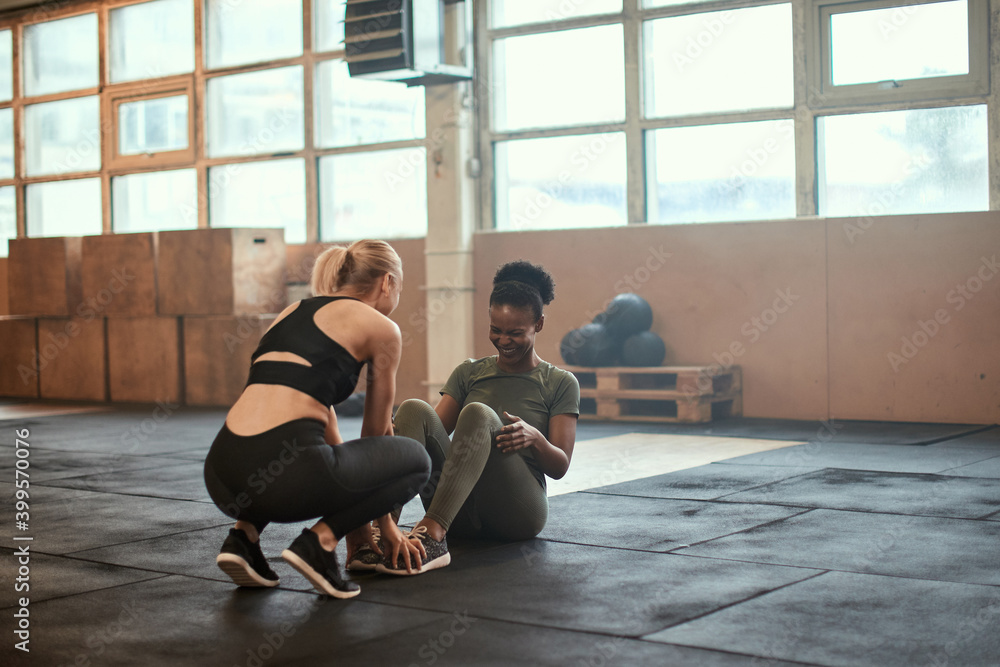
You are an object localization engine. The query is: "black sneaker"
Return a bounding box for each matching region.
[375,525,451,576]
[347,525,382,572]
[281,529,361,598]
[216,528,280,588]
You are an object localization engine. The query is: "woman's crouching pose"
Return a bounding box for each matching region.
[203,240,431,597]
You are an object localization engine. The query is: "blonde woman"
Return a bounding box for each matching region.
[203,240,430,597]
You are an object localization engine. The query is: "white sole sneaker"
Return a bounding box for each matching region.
[216,553,279,588]
[281,549,361,599]
[375,551,452,576]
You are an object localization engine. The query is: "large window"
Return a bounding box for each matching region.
[481,0,991,229]
[0,0,427,256]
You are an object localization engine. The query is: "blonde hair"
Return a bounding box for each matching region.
[311,240,403,297]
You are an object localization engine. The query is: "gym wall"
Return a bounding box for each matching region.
[472,211,1000,425]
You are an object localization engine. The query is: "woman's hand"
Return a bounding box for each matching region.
[380,522,426,574]
[345,523,381,563]
[496,412,546,453]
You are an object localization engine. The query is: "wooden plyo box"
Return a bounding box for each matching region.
[37,317,106,401]
[0,317,39,398]
[183,314,275,406]
[8,237,83,317]
[107,317,182,404]
[81,233,157,317]
[157,228,287,316]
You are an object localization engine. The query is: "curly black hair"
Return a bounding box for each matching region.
[489,260,555,321]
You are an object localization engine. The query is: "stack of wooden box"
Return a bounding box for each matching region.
[0,228,286,406]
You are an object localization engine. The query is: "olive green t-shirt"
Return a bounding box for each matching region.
[440,356,581,486]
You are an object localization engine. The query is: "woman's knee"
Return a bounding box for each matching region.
[457,402,502,431]
[394,399,435,434]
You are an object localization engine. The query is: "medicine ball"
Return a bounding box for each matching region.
[621,331,666,367]
[561,323,619,367]
[595,293,653,338]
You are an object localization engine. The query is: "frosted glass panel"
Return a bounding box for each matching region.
[24,14,98,96]
[25,97,101,176]
[647,121,796,224]
[491,0,621,27]
[0,108,13,180]
[315,59,424,147]
[110,0,194,82]
[493,25,624,131]
[210,159,306,244]
[206,67,304,158]
[0,30,12,101]
[818,105,988,217]
[0,186,14,257]
[319,148,427,241]
[315,0,346,52]
[119,95,189,156]
[494,133,627,231]
[205,0,302,69]
[27,179,102,237]
[644,4,793,118]
[831,0,968,86]
[113,170,198,233]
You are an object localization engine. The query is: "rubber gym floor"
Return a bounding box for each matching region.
[2,402,998,666]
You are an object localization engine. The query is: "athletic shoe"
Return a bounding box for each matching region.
[347,525,382,572]
[215,528,280,588]
[375,525,451,576]
[281,529,361,598]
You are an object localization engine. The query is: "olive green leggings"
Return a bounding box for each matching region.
[393,399,548,541]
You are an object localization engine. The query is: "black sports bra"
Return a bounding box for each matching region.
[245,296,365,407]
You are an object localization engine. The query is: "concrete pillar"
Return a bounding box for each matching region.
[423,1,478,402]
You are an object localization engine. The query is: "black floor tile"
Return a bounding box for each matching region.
[586,462,823,501]
[929,425,1000,449]
[356,540,822,636]
[678,509,1000,586]
[12,574,447,667]
[646,571,1000,667]
[940,455,1000,479]
[0,448,192,483]
[311,616,815,667]
[0,549,165,609]
[0,485,228,554]
[721,442,999,474]
[575,418,984,446]
[719,468,1000,519]
[542,492,807,551]
[38,461,213,502]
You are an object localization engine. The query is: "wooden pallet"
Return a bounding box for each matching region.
[565,365,742,424]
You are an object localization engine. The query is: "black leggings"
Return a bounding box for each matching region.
[203,419,431,539]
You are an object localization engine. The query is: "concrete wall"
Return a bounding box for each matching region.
[471,212,1000,424]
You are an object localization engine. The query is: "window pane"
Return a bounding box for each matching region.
[491,0,621,28]
[648,121,795,224]
[206,67,304,158]
[25,97,101,176]
[315,60,425,148]
[315,0,346,52]
[113,170,198,233]
[0,108,13,179]
[644,4,793,118]
[24,14,98,96]
[110,0,195,83]
[494,133,626,231]
[0,186,14,257]
[206,0,303,69]
[27,178,102,237]
[493,25,624,131]
[0,30,12,101]
[119,95,189,156]
[831,0,968,86]
[818,105,988,217]
[319,148,427,241]
[210,159,306,244]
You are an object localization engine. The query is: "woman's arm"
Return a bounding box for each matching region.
[495,412,577,480]
[361,322,402,437]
